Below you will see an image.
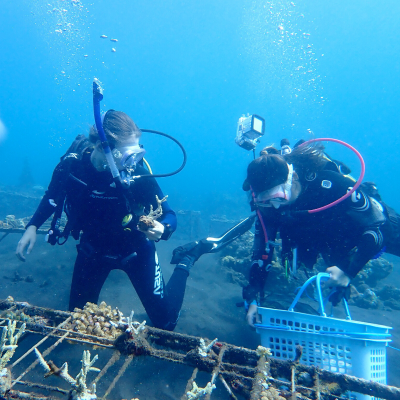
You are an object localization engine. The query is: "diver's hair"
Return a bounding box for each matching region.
[260,145,280,156]
[284,143,327,182]
[89,110,142,146]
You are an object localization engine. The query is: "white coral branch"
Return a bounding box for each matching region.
[187,381,216,399]
[59,362,77,386]
[34,348,51,373]
[146,195,168,220]
[126,311,146,335]
[256,346,272,357]
[0,321,25,370]
[75,351,99,394]
[132,320,146,335]
[198,338,218,357]
[35,349,99,399]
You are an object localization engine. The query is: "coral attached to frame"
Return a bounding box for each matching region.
[198,338,218,357]
[0,320,26,395]
[126,311,146,335]
[0,320,25,371]
[35,348,100,400]
[186,381,216,400]
[67,301,126,339]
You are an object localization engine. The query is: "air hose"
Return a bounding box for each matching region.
[299,138,365,213]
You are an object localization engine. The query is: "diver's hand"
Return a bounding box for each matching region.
[16,225,37,262]
[325,266,351,288]
[139,220,165,241]
[246,304,261,328]
[329,286,352,306]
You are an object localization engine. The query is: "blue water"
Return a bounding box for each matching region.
[1,0,399,214]
[1,0,400,394]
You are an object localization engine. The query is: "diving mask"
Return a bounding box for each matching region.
[254,164,294,209]
[111,145,145,171]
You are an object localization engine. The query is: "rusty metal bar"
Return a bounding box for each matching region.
[91,350,121,387]
[11,317,72,368]
[102,354,134,399]
[0,299,398,400]
[14,380,69,395]
[10,331,70,389]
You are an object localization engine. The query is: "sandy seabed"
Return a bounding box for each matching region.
[0,233,399,399]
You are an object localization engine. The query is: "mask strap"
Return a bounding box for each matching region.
[283,164,294,199]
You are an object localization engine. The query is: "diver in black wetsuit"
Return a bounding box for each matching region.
[15,110,197,331]
[242,143,400,327]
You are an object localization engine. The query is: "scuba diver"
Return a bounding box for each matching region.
[241,142,400,327]
[15,80,197,331]
[172,138,400,329]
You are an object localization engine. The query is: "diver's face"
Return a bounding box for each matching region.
[91,138,142,172]
[253,175,301,209]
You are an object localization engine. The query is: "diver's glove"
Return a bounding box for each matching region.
[244,300,258,312]
[170,239,215,265]
[329,285,352,307]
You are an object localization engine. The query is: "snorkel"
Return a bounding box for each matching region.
[93,78,122,184]
[92,78,187,181]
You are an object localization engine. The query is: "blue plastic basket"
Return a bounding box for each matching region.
[255,273,392,400]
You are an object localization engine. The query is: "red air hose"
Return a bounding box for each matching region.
[250,186,269,259]
[299,138,365,213]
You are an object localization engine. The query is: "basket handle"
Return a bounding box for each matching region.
[288,273,352,319]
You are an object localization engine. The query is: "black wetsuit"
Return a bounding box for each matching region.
[27,149,185,331]
[243,169,400,304]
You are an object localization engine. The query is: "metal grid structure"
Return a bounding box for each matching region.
[0,299,399,400]
[0,214,60,244]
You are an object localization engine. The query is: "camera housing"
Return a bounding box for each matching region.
[235,114,265,151]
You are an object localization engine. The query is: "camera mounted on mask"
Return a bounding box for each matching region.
[235,114,294,157]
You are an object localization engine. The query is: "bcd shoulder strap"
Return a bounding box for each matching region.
[48,136,92,245]
[61,134,92,161]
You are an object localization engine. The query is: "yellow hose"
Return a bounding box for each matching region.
[143,158,153,174]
